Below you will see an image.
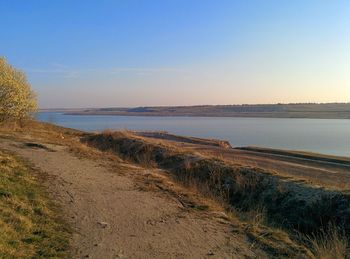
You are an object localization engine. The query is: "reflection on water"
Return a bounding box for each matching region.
[37,112,350,157]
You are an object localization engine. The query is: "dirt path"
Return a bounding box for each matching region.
[0,137,259,259]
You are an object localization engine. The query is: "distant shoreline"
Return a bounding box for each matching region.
[40,103,350,119]
[63,111,350,119]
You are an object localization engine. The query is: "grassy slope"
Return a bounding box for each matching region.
[0,150,70,258]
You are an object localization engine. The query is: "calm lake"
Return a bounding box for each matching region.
[37,112,350,157]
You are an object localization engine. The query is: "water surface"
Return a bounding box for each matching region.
[37,112,350,157]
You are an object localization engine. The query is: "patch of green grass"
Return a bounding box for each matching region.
[0,150,70,258]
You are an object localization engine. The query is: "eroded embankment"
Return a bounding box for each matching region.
[83,132,350,239]
[137,131,232,149]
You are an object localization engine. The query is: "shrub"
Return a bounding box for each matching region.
[0,57,37,123]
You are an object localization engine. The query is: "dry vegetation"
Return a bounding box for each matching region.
[0,120,112,161]
[308,225,348,259]
[84,130,349,258]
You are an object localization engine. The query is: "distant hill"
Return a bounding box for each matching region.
[47,103,350,119]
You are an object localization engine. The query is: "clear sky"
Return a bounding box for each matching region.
[1,0,350,108]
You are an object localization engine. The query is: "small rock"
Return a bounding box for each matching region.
[146,220,155,225]
[207,251,215,256]
[98,221,108,228]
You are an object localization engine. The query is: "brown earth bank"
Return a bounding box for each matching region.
[0,121,349,258]
[59,103,350,119]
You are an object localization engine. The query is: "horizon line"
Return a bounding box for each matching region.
[38,101,350,110]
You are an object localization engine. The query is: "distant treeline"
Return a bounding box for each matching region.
[55,103,350,119]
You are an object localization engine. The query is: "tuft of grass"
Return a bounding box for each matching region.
[240,205,267,228]
[0,150,70,258]
[309,225,348,259]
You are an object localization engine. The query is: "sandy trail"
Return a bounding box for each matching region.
[0,137,258,259]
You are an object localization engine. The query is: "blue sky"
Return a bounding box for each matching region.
[1,0,350,108]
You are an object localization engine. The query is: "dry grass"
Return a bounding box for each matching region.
[84,131,317,257]
[240,205,267,228]
[308,225,348,259]
[0,120,82,147]
[84,130,350,258]
[0,120,118,162]
[174,165,233,211]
